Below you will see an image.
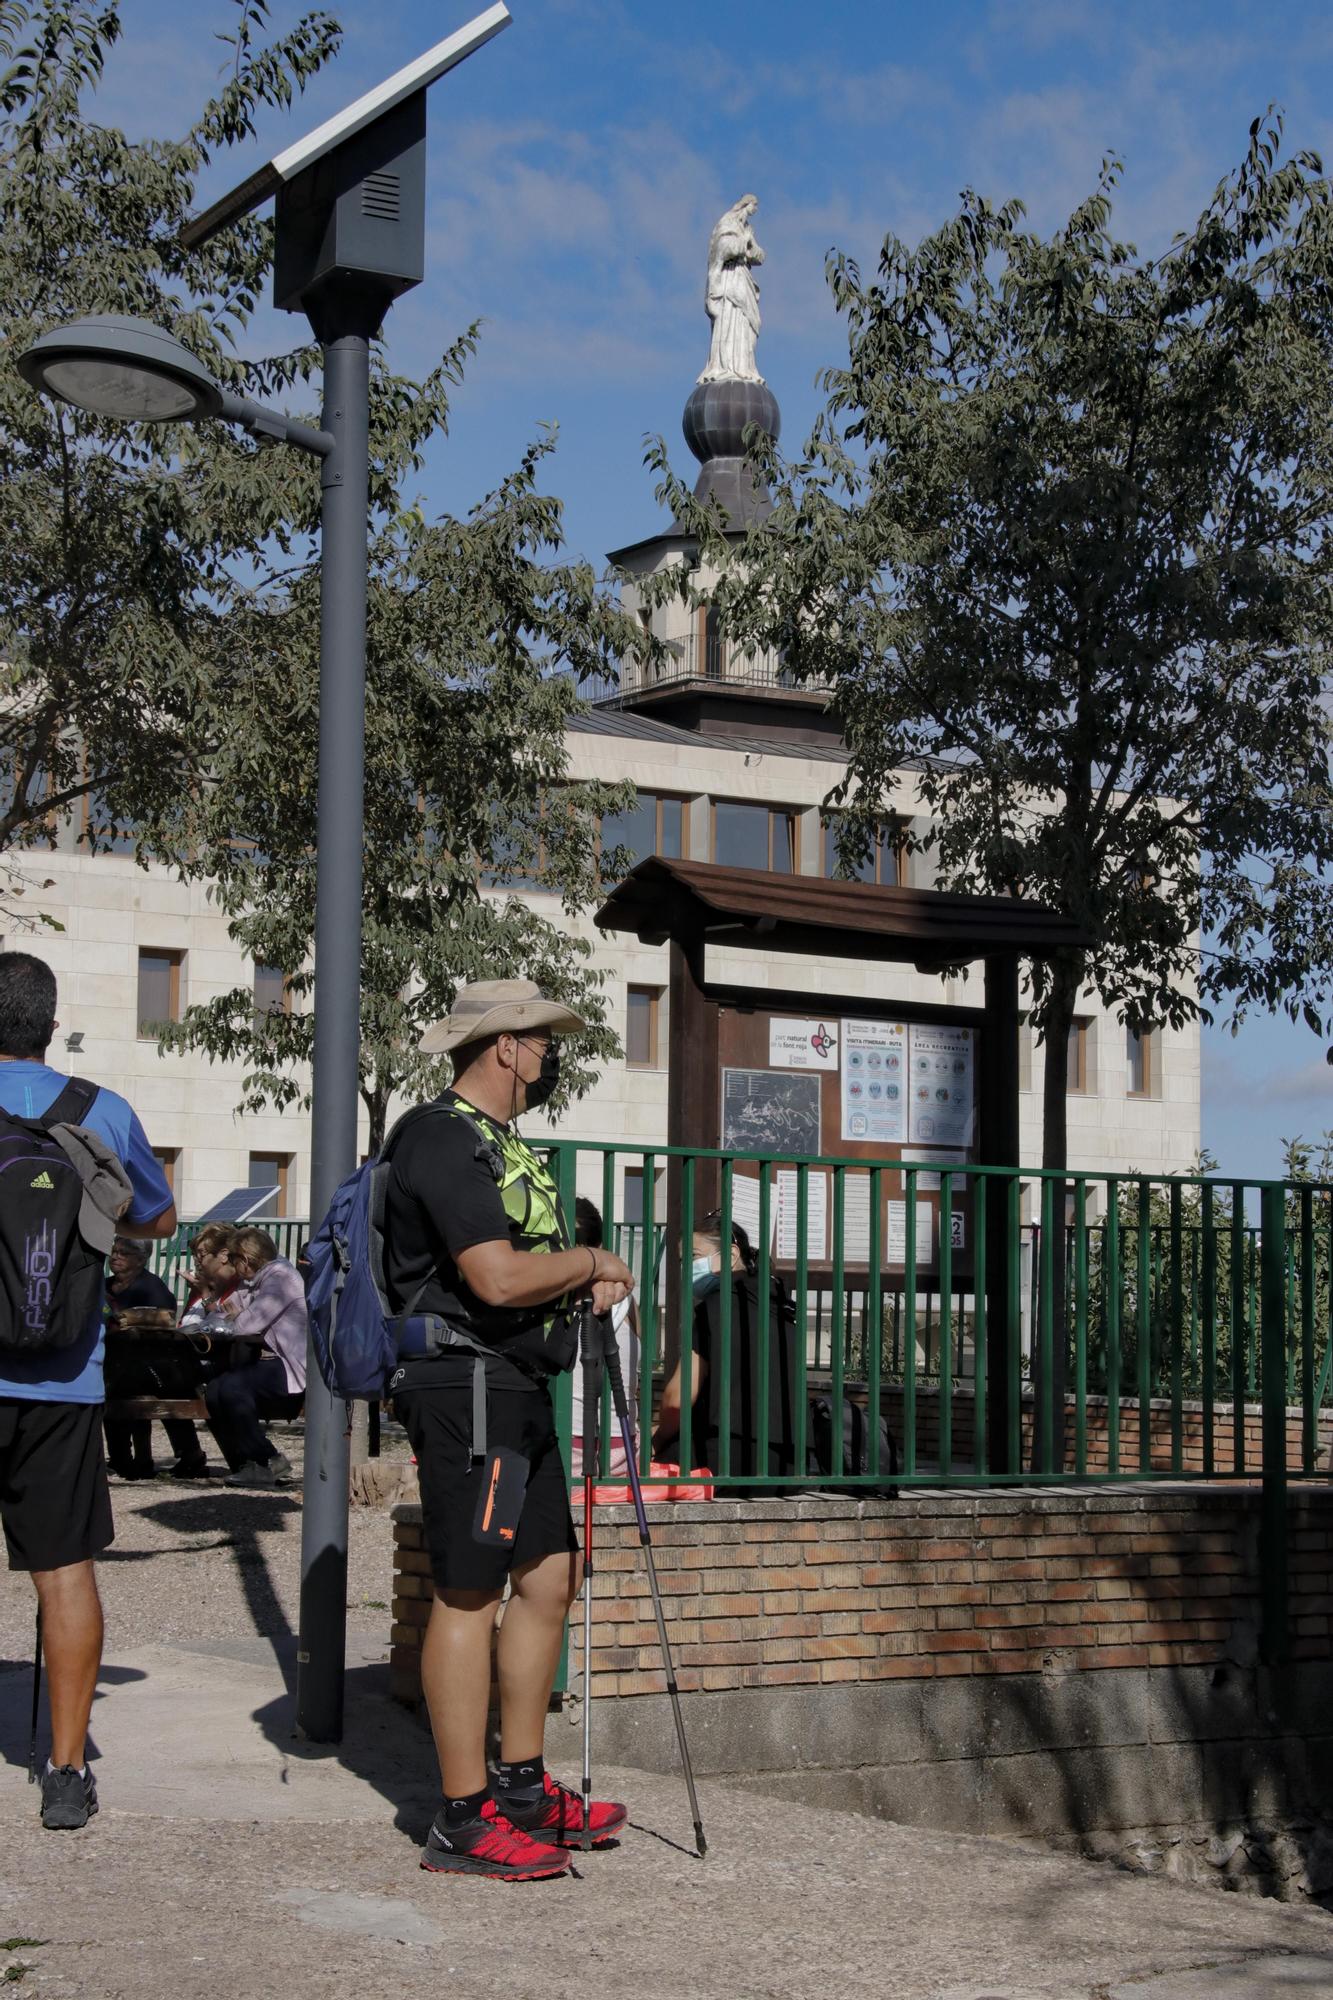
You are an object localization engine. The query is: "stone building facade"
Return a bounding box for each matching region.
[3,692,1200,1227]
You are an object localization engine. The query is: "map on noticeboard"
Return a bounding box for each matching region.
[720,1067,822,1157]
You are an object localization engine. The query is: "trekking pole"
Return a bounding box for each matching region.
[28,1607,42,1783]
[579,1309,604,1857]
[595,1309,707,1858]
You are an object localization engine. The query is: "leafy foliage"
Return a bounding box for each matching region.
[1,2,640,1150]
[647,116,1333,1169]
[0,0,340,856]
[155,425,637,1150]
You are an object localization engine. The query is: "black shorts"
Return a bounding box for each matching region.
[394,1371,577,1594]
[0,1398,114,1573]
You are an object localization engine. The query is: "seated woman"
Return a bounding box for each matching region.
[179,1223,240,1332]
[654,1211,799,1491]
[103,1236,208,1482]
[206,1228,307,1487]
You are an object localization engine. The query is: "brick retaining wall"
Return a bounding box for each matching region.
[390,1484,1332,1705]
[388,1484,1333,1877]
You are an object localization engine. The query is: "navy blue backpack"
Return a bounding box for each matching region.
[306,1101,500,1414]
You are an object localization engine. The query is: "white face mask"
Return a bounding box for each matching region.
[692,1253,720,1300]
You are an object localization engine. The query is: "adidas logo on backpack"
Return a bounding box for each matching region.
[30,1170,54,1190]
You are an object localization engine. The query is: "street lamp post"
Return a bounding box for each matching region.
[18,5,513,1744]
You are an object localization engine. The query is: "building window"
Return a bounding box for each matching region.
[622,1164,665,1230]
[247,1152,292,1218]
[700,603,726,679]
[822,815,903,886]
[137,949,184,1038]
[600,792,687,877]
[626,986,662,1068]
[1126,1027,1154,1098]
[1066,1019,1091,1094]
[712,801,797,873]
[151,1147,179,1195]
[253,964,290,1027]
[81,783,137,855]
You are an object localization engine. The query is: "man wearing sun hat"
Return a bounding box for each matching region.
[383,979,636,1882]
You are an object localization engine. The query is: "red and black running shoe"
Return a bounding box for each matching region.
[501,1773,628,1849]
[420,1798,571,1881]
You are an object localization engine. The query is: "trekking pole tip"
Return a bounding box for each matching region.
[694,1823,707,1857]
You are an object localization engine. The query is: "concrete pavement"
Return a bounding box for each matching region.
[0,1634,1331,2000]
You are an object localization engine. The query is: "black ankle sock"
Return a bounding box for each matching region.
[494,1755,545,1801]
[441,1786,490,1827]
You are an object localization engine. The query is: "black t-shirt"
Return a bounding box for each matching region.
[383,1091,575,1386]
[107,1270,177,1316]
[693,1270,799,1482]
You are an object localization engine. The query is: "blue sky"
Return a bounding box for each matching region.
[91,0,1333,1177]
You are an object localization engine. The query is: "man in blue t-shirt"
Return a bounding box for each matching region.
[0,953,175,1830]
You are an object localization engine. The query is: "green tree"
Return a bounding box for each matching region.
[0,0,341,872]
[649,116,1333,1179]
[155,426,636,1152]
[2,1,639,1147]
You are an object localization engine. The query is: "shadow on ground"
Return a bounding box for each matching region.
[0,1659,148,1771]
[250,1648,439,1839]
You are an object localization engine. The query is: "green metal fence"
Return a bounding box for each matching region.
[542,1142,1331,1496]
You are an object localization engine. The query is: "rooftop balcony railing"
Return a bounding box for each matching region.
[585,630,829,708]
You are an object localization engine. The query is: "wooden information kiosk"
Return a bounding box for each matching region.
[595,858,1089,1472]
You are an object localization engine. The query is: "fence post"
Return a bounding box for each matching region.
[981,951,1021,1473]
[1259,1183,1289,1667]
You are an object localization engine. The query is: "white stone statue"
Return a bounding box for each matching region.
[697,193,766,385]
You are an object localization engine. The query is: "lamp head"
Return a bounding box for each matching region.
[17,315,223,423]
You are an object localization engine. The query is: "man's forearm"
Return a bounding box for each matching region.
[119,1203,178,1242]
[459,1241,596,1311]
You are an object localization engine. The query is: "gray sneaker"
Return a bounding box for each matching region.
[40,1763,98,1830]
[225,1455,293,1489]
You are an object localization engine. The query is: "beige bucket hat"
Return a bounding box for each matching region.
[419,978,588,1056]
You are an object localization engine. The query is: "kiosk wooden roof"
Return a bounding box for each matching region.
[595,857,1088,967]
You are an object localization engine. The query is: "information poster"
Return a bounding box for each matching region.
[908,1025,975,1146]
[843,1174,872,1264]
[906,1148,969,1192]
[775,1169,829,1261]
[887,1199,934,1268]
[949,1207,966,1252]
[841,1019,908,1143]
[769,1017,839,1071]
[721,1068,822,1156]
[728,1172,766,1250]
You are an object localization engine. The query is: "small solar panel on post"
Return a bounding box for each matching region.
[194,1186,282,1226]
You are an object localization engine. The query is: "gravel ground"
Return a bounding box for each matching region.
[0,1426,401,1661]
[2,1428,1333,1998]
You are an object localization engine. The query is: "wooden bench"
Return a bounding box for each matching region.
[103,1394,208,1424]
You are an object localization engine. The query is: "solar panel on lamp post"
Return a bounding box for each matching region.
[18,5,513,1745]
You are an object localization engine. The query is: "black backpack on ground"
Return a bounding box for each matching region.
[0,1079,104,1352]
[807,1393,900,1492]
